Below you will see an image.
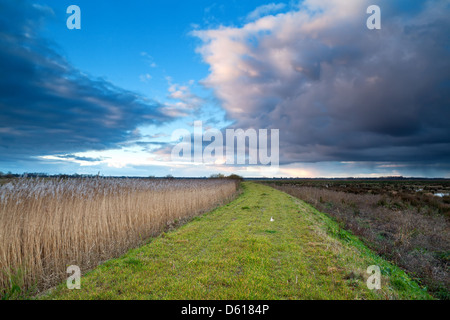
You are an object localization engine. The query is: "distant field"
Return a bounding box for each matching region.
[0,177,238,299]
[43,183,430,300]
[268,180,449,299]
[266,179,450,203]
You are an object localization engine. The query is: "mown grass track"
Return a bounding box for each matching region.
[43,182,431,300]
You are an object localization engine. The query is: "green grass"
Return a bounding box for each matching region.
[42,182,431,300]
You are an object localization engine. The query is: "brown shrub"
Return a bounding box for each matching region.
[269,183,450,299]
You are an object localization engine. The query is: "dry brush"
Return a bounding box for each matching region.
[269,183,449,299]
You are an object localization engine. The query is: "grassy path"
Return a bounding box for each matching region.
[43,182,431,300]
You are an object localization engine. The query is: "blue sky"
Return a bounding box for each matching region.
[1,0,449,177]
[39,1,291,101]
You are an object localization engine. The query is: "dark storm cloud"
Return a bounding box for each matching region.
[0,0,172,162]
[194,0,450,165]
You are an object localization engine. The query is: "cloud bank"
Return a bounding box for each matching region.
[194,0,450,165]
[0,0,172,162]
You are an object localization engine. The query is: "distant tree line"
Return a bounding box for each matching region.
[0,171,20,178]
[0,172,100,179]
[0,172,245,180]
[209,173,243,181]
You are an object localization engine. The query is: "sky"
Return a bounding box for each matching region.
[0,0,449,178]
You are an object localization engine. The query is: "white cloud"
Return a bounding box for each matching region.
[140,52,157,68]
[246,3,287,21]
[139,73,152,82]
[160,79,205,117]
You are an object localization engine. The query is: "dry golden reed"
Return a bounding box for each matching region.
[0,177,238,295]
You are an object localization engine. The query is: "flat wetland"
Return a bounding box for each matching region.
[1,177,447,300]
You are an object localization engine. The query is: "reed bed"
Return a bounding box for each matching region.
[0,177,238,297]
